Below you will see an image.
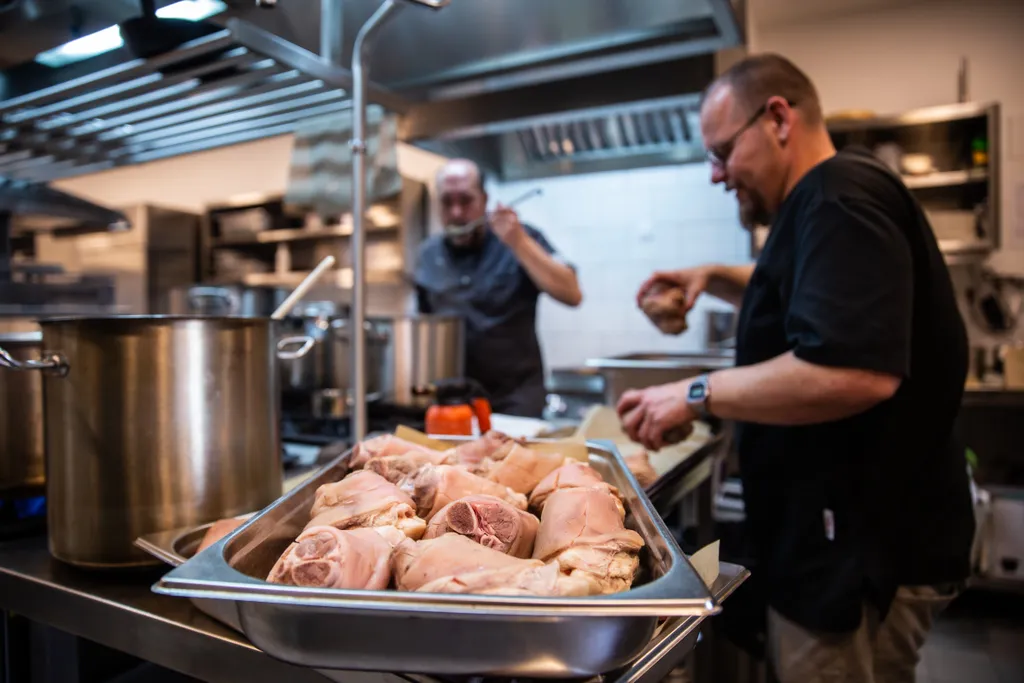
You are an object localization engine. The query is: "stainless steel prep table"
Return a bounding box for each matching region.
[0,536,377,683]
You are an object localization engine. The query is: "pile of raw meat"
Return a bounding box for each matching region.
[264,431,646,597]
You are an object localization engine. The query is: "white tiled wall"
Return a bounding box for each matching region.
[488,164,751,371]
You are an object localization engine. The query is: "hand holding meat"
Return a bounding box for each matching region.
[617,381,696,451]
[636,267,711,318]
[640,282,689,335]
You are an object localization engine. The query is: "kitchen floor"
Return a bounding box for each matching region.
[916,588,1024,683]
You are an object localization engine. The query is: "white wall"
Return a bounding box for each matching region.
[751,0,1024,274]
[490,165,750,371]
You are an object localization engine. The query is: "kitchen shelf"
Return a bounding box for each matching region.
[902,168,988,189]
[242,268,406,288]
[214,223,398,247]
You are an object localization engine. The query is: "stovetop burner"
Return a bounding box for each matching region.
[0,493,46,540]
[281,399,428,466]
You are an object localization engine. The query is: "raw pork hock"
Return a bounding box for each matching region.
[423,494,539,559]
[306,470,426,539]
[267,526,404,590]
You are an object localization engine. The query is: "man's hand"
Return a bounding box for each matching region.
[616,380,697,451]
[636,266,713,316]
[489,203,527,249]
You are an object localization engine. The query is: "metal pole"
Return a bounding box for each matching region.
[320,0,343,66]
[350,0,403,442]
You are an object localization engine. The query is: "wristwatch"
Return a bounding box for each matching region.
[686,374,713,419]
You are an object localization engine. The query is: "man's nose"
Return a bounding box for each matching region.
[710,164,727,185]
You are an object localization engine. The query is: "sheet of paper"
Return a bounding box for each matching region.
[688,539,721,588]
[394,425,450,451]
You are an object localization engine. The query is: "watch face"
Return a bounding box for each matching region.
[688,381,706,401]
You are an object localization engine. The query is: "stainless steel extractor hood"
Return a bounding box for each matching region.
[0,0,744,183]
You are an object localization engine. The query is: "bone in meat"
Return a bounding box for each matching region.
[350,434,441,470]
[450,430,519,468]
[391,532,529,591]
[624,450,659,488]
[267,526,403,590]
[476,442,565,494]
[364,448,452,485]
[423,494,539,559]
[306,470,426,539]
[529,461,623,515]
[640,283,688,335]
[417,559,595,597]
[412,465,528,521]
[533,487,644,594]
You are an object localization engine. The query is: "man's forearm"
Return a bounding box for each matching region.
[706,351,900,425]
[705,263,756,307]
[511,235,582,306]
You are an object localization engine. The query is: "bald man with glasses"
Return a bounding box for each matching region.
[619,54,973,683]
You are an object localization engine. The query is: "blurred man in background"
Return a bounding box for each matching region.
[413,159,581,417]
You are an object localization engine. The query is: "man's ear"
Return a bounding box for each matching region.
[767,96,793,145]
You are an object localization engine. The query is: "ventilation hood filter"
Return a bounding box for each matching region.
[0,19,402,184]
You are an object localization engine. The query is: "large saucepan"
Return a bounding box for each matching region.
[0,315,312,568]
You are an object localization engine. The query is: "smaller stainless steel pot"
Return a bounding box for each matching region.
[279,307,389,398]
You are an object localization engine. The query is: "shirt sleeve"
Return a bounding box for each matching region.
[786,198,913,377]
[526,225,576,271]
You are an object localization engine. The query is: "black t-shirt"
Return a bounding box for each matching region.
[413,225,570,417]
[734,147,974,632]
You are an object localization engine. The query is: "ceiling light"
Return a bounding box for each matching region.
[34,1,227,68]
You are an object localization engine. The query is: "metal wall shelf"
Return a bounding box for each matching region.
[213,223,399,248]
[902,168,989,189]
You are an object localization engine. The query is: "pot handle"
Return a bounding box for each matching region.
[188,287,239,314]
[0,345,69,377]
[330,319,390,343]
[276,335,316,361]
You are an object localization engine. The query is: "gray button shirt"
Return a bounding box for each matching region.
[413,224,570,417]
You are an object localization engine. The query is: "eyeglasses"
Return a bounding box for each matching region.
[705,103,768,168]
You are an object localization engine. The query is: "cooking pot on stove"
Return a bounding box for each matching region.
[278,302,388,400]
[378,315,465,406]
[167,284,293,317]
[0,330,44,494]
[0,315,313,568]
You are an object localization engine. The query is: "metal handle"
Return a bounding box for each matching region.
[0,344,69,377]
[276,336,316,361]
[330,319,390,343]
[188,287,238,314]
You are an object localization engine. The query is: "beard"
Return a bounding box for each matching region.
[443,223,484,250]
[737,187,772,230]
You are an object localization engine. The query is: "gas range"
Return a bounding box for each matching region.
[280,399,427,469]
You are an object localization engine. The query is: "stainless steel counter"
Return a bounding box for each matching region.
[0,536,401,683]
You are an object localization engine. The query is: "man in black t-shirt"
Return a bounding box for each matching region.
[618,55,973,683]
[414,159,582,417]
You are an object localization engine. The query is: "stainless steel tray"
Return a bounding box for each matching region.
[151,439,721,677]
[138,521,749,683]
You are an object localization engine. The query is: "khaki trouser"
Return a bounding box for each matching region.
[768,584,960,683]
